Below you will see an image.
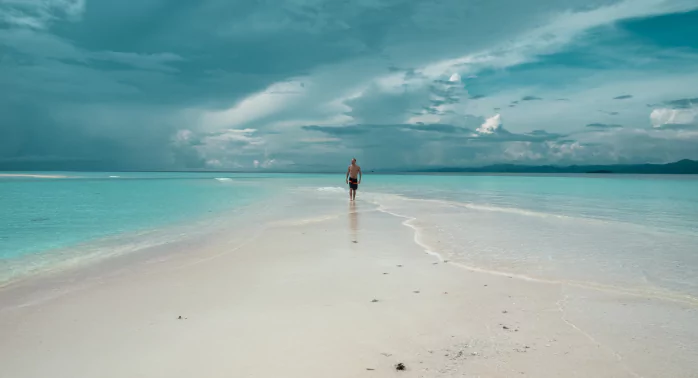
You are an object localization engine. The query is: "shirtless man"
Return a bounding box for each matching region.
[345,158,362,201]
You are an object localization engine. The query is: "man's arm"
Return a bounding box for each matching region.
[346,166,350,183]
[358,166,362,183]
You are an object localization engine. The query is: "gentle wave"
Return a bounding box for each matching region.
[371,192,569,219]
[369,191,698,238]
[374,199,698,305]
[215,178,233,182]
[316,186,346,193]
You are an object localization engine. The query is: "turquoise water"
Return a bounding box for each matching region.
[307,173,698,297]
[366,174,698,234]
[2,172,697,294]
[0,173,271,261]
[360,174,698,297]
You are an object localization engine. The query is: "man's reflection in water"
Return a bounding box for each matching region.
[349,201,359,243]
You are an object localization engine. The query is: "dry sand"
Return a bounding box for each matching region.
[0,201,691,377]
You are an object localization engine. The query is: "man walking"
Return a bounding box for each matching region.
[346,158,362,201]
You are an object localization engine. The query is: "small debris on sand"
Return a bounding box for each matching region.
[352,241,358,243]
[502,325,510,330]
[413,290,420,294]
[395,363,406,371]
[502,310,508,314]
[444,292,448,294]
[371,299,379,303]
[383,273,388,275]
[366,368,375,371]
[397,264,403,267]
[381,353,392,357]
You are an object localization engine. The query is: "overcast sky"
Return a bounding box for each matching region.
[1,0,697,171]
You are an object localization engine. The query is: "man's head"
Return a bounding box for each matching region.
[351,158,356,165]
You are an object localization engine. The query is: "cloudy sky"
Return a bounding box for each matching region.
[1,0,697,171]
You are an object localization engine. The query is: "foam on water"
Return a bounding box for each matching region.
[316,186,346,193]
[368,191,698,301]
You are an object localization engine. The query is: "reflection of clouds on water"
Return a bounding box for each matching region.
[349,202,359,243]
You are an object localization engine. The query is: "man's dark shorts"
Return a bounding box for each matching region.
[349,177,358,190]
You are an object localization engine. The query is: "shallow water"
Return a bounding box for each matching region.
[2,172,697,297]
[310,174,698,299]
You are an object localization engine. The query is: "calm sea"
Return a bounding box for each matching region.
[2,172,697,296]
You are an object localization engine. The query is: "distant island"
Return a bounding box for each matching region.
[415,159,698,174]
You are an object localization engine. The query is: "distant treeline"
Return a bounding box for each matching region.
[416,159,698,174]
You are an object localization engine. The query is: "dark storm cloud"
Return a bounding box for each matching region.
[2,0,698,171]
[663,97,698,109]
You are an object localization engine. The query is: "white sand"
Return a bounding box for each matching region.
[0,200,694,377]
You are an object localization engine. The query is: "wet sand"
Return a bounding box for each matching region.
[0,200,693,377]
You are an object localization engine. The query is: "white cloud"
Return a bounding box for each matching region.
[0,0,86,29]
[195,0,698,140]
[650,107,698,127]
[256,0,698,142]
[373,0,698,89]
[198,80,307,130]
[206,159,222,167]
[174,129,193,143]
[406,113,442,125]
[476,114,503,134]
